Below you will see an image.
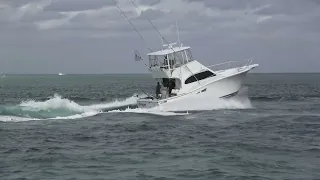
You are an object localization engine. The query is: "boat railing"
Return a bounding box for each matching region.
[208,59,253,72]
[207,61,236,69]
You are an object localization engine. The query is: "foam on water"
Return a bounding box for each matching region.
[49,111,101,120]
[0,94,141,122]
[86,96,141,111]
[108,107,189,116]
[19,94,140,112]
[20,94,85,112]
[0,116,41,122]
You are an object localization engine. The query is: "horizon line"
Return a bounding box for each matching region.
[1,72,320,75]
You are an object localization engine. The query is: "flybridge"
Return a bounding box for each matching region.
[147,46,191,56]
[148,44,194,71]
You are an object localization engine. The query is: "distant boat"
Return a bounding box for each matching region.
[58,73,65,76]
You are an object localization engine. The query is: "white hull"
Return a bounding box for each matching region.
[137,64,256,109]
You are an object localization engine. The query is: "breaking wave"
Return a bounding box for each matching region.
[0,94,140,122]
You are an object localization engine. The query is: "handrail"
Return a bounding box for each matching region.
[207,59,253,72]
[207,61,237,68]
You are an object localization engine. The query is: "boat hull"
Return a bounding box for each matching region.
[137,66,253,109]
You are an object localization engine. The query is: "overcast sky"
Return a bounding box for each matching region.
[0,0,319,74]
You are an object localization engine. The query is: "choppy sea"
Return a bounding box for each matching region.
[1,73,319,180]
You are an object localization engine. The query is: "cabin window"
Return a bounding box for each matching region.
[149,48,194,69]
[167,53,175,69]
[149,55,156,67]
[185,49,194,61]
[185,71,215,84]
[173,51,183,67]
[149,55,168,68]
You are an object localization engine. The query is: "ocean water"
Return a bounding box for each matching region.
[0,73,319,180]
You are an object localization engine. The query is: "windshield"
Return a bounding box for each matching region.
[149,49,194,69]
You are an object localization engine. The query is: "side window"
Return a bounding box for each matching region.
[186,49,194,61]
[185,71,215,84]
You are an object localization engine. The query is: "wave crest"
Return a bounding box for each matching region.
[20,94,85,112]
[0,94,141,122]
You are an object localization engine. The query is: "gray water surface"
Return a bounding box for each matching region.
[1,73,320,180]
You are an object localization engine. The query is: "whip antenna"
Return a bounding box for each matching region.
[176,20,181,47]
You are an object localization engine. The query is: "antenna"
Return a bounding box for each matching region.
[161,35,164,50]
[176,20,181,47]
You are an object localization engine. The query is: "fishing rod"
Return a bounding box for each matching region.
[133,81,155,99]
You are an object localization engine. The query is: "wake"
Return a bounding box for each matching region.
[0,88,253,122]
[0,94,140,122]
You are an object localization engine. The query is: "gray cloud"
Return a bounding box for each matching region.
[186,0,257,10]
[45,0,116,12]
[0,0,319,74]
[138,9,165,20]
[138,0,161,6]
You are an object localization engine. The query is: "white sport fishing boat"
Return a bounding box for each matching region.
[111,0,258,109]
[136,42,258,108]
